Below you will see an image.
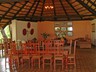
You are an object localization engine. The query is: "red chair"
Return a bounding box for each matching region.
[31,43,42,69]
[21,42,31,67]
[10,41,21,68]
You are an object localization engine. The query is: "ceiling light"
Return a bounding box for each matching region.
[45,5,54,9]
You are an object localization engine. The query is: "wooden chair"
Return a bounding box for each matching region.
[42,41,53,69]
[10,41,21,68]
[68,40,72,54]
[21,42,31,67]
[53,43,64,71]
[67,40,77,67]
[31,43,42,69]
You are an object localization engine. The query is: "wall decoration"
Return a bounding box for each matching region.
[22,22,34,36]
[30,29,34,35]
[23,29,27,35]
[27,22,31,28]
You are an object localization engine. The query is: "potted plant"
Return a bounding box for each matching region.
[32,37,37,43]
[41,32,50,40]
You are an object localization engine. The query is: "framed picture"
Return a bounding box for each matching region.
[92,23,95,32]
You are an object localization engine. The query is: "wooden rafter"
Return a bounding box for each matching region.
[52,0,57,20]
[66,0,82,19]
[8,2,22,8]
[40,0,46,21]
[59,0,70,20]
[0,2,17,21]
[0,17,11,19]
[0,4,18,11]
[24,0,37,20]
[0,0,95,28]
[87,0,96,8]
[0,0,28,3]
[3,1,29,28]
[17,17,94,21]
[30,0,40,20]
[86,0,90,5]
[77,0,96,16]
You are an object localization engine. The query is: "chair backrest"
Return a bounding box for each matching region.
[27,41,33,49]
[53,42,64,56]
[69,40,72,54]
[63,50,68,57]
[10,42,18,55]
[44,42,52,54]
[73,40,77,56]
[21,43,28,55]
[35,43,41,55]
[4,42,10,56]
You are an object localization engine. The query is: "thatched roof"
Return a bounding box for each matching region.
[0,0,96,28]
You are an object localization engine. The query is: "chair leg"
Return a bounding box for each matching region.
[29,59,30,67]
[31,59,33,68]
[54,59,56,71]
[65,58,68,69]
[62,60,64,70]
[21,59,25,67]
[50,59,52,69]
[38,59,40,69]
[43,59,44,69]
[17,59,19,68]
[74,58,76,67]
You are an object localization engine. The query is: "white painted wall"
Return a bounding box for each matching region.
[91,19,96,45]
[10,20,17,41]
[10,20,38,41]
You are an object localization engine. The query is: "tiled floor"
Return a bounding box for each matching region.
[0,47,96,72]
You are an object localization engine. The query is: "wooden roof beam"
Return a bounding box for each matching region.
[52,0,57,20]
[40,0,46,21]
[0,0,28,3]
[0,2,17,22]
[77,0,96,16]
[88,0,96,8]
[66,0,82,19]
[30,0,40,20]
[59,0,70,20]
[0,9,16,15]
[3,1,29,28]
[0,17,11,19]
[0,4,18,11]
[24,0,37,20]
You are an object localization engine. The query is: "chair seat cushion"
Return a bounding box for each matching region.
[43,55,53,59]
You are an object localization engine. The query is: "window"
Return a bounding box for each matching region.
[0,25,11,43]
[55,27,60,31]
[54,22,73,37]
[0,30,3,43]
[4,25,11,39]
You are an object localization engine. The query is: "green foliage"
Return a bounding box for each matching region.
[41,32,50,40]
[61,32,66,37]
[0,31,3,39]
[0,25,11,43]
[4,25,11,38]
[0,31,3,43]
